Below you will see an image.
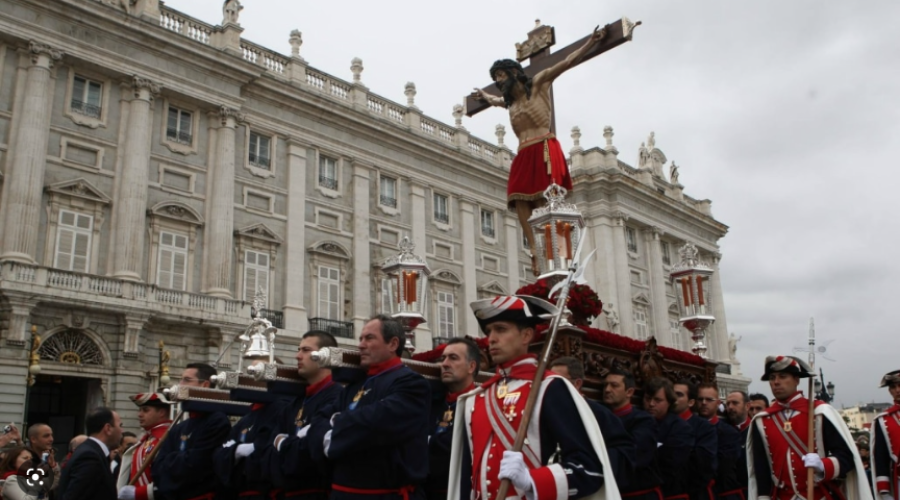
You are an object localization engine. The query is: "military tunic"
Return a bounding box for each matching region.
[614,404,662,500]
[870,403,900,499]
[152,411,232,500]
[709,416,741,500]
[426,383,475,500]
[656,412,694,500]
[118,420,172,500]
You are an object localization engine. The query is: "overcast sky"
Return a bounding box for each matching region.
[172,0,899,407]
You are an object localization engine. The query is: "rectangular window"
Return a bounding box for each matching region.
[248,132,271,169]
[157,232,188,290]
[670,318,684,351]
[661,241,672,266]
[243,250,270,301]
[480,209,495,238]
[318,156,338,190]
[437,291,455,338]
[434,193,449,224]
[54,210,92,272]
[71,76,102,118]
[633,306,650,340]
[380,176,397,208]
[626,227,638,253]
[317,266,341,320]
[166,107,193,145]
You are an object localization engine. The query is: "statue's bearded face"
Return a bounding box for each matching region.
[494,70,519,103]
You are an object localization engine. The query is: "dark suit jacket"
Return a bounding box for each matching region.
[58,438,117,500]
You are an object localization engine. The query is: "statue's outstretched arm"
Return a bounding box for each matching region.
[535,25,608,87]
[470,87,505,108]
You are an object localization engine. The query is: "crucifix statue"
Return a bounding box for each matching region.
[468,18,640,275]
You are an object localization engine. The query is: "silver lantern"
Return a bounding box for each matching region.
[670,243,715,358]
[381,237,431,352]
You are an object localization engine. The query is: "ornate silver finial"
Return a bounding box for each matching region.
[398,236,415,256]
[495,124,506,147]
[405,82,417,108]
[674,243,711,272]
[543,183,568,208]
[289,30,304,58]
[350,57,364,83]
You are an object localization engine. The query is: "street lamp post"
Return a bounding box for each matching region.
[815,367,835,403]
[23,325,42,431]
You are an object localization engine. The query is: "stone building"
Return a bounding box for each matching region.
[0,0,747,442]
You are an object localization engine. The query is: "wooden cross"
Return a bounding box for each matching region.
[465,17,640,123]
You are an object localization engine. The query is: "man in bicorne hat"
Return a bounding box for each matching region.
[871,369,900,500]
[447,295,621,500]
[117,393,174,500]
[748,355,871,500]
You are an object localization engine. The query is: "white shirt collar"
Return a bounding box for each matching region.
[89,436,110,457]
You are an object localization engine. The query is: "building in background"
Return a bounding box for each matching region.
[840,403,892,431]
[0,0,748,436]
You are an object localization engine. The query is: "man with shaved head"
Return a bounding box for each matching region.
[61,435,88,470]
[27,423,60,492]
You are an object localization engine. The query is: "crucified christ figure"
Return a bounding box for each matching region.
[472,25,607,275]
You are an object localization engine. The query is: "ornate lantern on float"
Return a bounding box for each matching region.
[381,237,431,353]
[528,184,585,283]
[670,243,715,358]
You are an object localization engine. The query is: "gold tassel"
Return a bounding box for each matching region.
[544,139,551,176]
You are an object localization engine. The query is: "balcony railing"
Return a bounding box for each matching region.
[380,195,397,208]
[434,212,449,224]
[308,317,354,339]
[432,336,454,347]
[166,128,193,145]
[259,308,284,329]
[71,99,101,118]
[249,152,271,169]
[481,226,495,238]
[318,175,338,190]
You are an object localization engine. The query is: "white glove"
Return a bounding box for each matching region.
[235,443,255,459]
[296,425,310,439]
[498,451,535,498]
[803,453,824,473]
[118,486,136,500]
[222,439,236,448]
[323,429,333,458]
[880,494,892,500]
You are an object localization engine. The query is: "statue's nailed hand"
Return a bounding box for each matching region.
[591,24,609,44]
[471,88,488,101]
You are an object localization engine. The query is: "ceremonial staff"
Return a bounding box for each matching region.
[805,317,816,500]
[494,219,594,500]
[127,410,185,487]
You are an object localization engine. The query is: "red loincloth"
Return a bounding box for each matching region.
[507,133,572,210]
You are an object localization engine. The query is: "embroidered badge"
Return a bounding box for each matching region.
[496,380,509,399]
[783,421,792,432]
[240,426,252,443]
[179,434,190,452]
[348,389,370,411]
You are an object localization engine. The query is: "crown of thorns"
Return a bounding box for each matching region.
[490,59,526,80]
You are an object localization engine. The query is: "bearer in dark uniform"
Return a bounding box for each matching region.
[605,369,662,500]
[309,314,431,500]
[870,369,900,500]
[213,362,292,500]
[269,330,343,500]
[152,363,232,500]
[748,356,870,500]
[643,377,693,500]
[696,383,740,500]
[447,295,619,500]
[425,338,479,500]
[549,356,635,489]
[724,391,751,500]
[673,380,717,500]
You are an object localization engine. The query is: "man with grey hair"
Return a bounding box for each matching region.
[426,338,480,500]
[309,314,431,500]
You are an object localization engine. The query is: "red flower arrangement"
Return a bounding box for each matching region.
[515,279,603,324]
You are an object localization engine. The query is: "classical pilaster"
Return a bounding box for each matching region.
[611,212,635,338]
[409,182,427,255]
[644,227,672,346]
[121,313,151,359]
[282,138,308,332]
[588,217,618,329]
[0,42,62,263]
[111,76,160,281]
[708,253,730,361]
[459,199,478,337]
[2,293,38,346]
[203,106,242,297]
[351,163,371,334]
[504,216,520,295]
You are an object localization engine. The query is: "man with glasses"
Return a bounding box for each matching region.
[673,380,717,500]
[696,384,741,500]
[871,369,900,500]
[152,363,232,500]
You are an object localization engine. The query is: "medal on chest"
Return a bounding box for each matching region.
[436,406,454,434]
[783,421,792,432]
[240,425,252,443]
[349,388,370,411]
[496,379,509,399]
[502,392,521,422]
[179,434,190,452]
[295,408,305,429]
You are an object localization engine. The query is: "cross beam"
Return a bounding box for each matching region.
[465,17,640,117]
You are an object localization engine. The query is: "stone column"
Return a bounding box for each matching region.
[611,212,635,338]
[203,107,242,297]
[644,227,672,346]
[111,76,160,281]
[351,164,371,334]
[0,42,62,263]
[409,182,427,255]
[504,216,520,295]
[283,139,308,332]
[588,217,618,329]
[459,199,478,336]
[708,253,730,361]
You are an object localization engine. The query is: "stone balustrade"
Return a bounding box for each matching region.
[2,262,249,320]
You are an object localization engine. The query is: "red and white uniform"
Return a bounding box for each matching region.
[871,403,900,499]
[117,420,172,500]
